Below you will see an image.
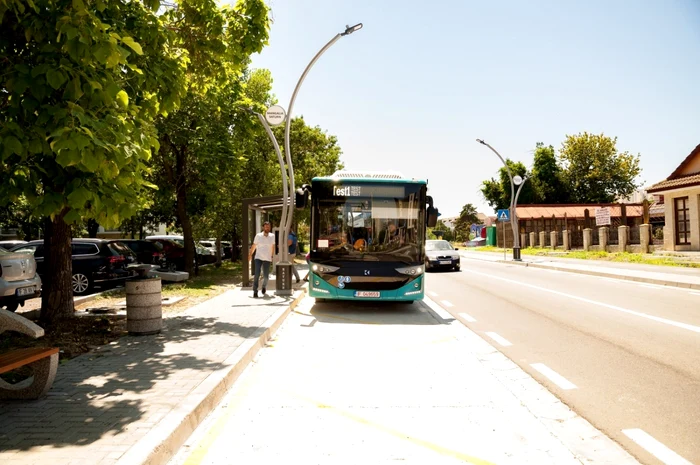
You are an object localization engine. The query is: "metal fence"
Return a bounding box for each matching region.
[571,230,583,248]
[591,228,599,246]
[652,225,664,246]
[629,226,641,245]
[608,227,619,246]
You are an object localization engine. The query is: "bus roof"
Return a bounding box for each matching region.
[312,170,427,184]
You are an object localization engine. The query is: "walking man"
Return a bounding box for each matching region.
[248,221,275,298]
[288,228,301,284]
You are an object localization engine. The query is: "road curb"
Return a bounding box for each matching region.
[501,260,700,290]
[115,288,308,465]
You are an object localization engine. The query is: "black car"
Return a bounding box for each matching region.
[119,239,166,268]
[11,239,137,295]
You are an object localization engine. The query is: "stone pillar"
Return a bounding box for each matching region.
[583,228,592,251]
[599,227,609,252]
[562,230,570,250]
[539,231,546,248]
[618,225,629,253]
[550,231,558,249]
[640,224,651,254]
[529,232,536,249]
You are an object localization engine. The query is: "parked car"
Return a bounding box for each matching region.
[199,239,224,258]
[146,235,216,268]
[119,239,167,269]
[424,240,461,272]
[11,239,137,295]
[145,237,186,271]
[0,240,28,249]
[221,241,233,259]
[0,246,42,312]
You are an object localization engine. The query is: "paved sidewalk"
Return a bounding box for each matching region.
[461,250,700,290]
[0,285,305,465]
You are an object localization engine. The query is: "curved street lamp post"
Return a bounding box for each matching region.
[476,139,526,261]
[274,23,364,295]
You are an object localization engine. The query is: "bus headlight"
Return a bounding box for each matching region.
[311,263,339,274]
[395,265,424,276]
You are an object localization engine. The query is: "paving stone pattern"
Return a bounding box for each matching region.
[0,288,296,465]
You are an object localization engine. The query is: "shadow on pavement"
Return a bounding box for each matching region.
[307,300,441,326]
[0,314,265,452]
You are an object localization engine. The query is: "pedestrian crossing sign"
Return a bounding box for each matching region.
[497,209,510,222]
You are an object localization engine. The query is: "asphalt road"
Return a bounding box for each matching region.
[427,257,700,465]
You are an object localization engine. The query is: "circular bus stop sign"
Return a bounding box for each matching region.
[265,105,286,127]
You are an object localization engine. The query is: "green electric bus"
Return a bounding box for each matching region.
[296,171,438,302]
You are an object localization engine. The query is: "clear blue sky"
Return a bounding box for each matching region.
[251,0,700,217]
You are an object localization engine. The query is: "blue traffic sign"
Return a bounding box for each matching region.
[496,209,510,222]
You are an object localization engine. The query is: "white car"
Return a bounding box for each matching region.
[0,246,41,312]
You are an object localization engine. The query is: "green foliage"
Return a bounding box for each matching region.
[480,134,641,211]
[453,203,481,242]
[559,132,641,204]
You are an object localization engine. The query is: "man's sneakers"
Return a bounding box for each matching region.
[253,291,258,298]
[262,288,266,295]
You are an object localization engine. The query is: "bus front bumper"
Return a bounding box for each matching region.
[307,272,424,301]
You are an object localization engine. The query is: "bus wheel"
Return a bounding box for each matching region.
[399,300,414,305]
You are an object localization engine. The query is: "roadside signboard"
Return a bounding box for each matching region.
[497,209,510,222]
[265,105,286,126]
[595,207,611,226]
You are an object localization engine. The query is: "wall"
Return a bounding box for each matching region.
[663,187,700,251]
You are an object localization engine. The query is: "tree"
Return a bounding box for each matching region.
[1,0,269,320]
[530,142,568,204]
[428,220,453,242]
[1,0,189,321]
[154,3,270,275]
[479,160,533,210]
[559,132,641,204]
[453,203,481,242]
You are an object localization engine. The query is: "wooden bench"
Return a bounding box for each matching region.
[0,309,59,400]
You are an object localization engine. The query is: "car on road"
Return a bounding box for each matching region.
[424,240,461,272]
[11,239,137,295]
[0,246,42,312]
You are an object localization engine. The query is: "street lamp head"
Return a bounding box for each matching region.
[342,23,363,36]
[476,139,486,145]
[513,175,523,186]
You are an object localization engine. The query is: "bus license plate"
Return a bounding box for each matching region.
[16,287,35,297]
[355,291,380,298]
[439,260,452,265]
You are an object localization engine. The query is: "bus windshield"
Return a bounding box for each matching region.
[312,183,425,263]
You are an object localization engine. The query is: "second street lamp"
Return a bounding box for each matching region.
[476,139,522,260]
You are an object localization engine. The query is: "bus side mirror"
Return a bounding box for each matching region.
[295,186,309,209]
[427,207,438,228]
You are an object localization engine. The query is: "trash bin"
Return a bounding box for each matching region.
[126,276,162,335]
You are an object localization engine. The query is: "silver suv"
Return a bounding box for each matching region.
[0,246,41,312]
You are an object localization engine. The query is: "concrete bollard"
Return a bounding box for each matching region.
[550,231,558,249]
[640,224,651,254]
[562,230,570,250]
[599,227,609,252]
[521,233,528,248]
[583,228,592,251]
[126,278,162,335]
[618,225,629,253]
[539,231,546,248]
[529,232,536,249]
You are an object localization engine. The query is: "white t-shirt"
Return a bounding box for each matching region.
[253,232,275,262]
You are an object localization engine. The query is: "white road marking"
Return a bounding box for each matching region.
[422,296,454,321]
[428,291,438,297]
[485,332,512,347]
[441,300,454,308]
[690,291,700,296]
[469,269,700,334]
[530,363,577,390]
[639,283,665,290]
[458,312,477,323]
[622,429,692,465]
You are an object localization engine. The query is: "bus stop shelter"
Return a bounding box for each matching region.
[242,195,291,287]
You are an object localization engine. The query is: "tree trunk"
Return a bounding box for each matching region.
[175,146,195,276]
[41,211,74,323]
[215,236,222,268]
